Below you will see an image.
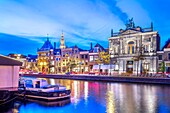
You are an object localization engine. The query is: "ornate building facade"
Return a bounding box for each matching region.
[109,19,160,75]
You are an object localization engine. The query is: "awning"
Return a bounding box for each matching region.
[93,65,115,69]
[93,65,99,69]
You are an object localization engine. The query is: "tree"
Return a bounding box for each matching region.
[95,51,110,75]
[161,61,166,76]
[95,51,110,64]
[66,59,77,72]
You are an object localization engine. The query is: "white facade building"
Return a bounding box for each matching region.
[109,19,160,75]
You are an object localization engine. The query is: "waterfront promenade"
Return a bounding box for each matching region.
[21,74,170,85]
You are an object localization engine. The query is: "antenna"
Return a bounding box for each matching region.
[47,34,49,40]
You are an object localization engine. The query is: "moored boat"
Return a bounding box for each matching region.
[18,78,71,101]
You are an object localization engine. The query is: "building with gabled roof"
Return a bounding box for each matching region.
[37,38,55,74]
[157,38,170,73]
[89,43,106,73]
[38,38,53,52]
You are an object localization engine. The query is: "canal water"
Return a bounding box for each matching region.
[2,78,170,113]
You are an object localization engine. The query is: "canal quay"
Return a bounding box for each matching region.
[2,77,170,113]
[22,74,170,85]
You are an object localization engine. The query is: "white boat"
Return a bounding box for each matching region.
[18,78,71,101]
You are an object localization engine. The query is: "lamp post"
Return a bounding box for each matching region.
[110,53,113,76]
[150,48,154,76]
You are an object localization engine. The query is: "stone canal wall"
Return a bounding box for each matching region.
[21,74,170,85]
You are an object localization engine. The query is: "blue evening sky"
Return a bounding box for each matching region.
[0,0,170,55]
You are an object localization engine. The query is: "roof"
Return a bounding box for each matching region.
[69,45,84,51]
[38,38,53,51]
[27,54,37,62]
[89,43,105,53]
[94,43,105,50]
[162,38,170,50]
[54,48,61,55]
[27,54,38,59]
[0,55,22,66]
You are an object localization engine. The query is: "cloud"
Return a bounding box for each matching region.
[115,0,151,26]
[0,33,42,55]
[0,0,169,53]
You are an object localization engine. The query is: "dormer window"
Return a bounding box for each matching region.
[94,47,98,53]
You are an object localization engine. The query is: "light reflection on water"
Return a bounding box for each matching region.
[6,78,170,113]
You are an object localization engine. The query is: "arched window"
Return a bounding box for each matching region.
[128,41,135,54]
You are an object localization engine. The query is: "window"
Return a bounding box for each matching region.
[148,38,151,42]
[158,55,162,60]
[132,46,134,54]
[144,45,149,52]
[128,47,130,54]
[57,52,60,55]
[168,53,170,60]
[90,56,93,61]
[128,41,135,54]
[94,47,98,53]
[82,55,84,59]
[85,55,88,59]
[51,61,54,65]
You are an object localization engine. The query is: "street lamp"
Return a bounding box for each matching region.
[150,48,154,76]
[110,53,114,76]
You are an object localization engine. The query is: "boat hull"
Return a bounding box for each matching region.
[18,89,71,101]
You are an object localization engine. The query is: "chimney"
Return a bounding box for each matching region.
[151,22,153,31]
[54,42,56,49]
[111,29,113,37]
[91,42,93,50]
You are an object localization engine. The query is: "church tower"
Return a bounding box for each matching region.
[60,32,66,49]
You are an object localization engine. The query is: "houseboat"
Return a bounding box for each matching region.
[18,78,71,101]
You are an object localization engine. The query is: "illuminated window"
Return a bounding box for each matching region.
[90,56,93,61]
[128,41,135,54]
[51,61,54,65]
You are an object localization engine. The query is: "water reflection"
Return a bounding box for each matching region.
[4,78,170,113]
[84,81,88,104]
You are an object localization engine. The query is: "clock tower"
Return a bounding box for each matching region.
[60,32,66,49]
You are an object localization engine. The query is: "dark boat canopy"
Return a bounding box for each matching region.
[0,55,22,66]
